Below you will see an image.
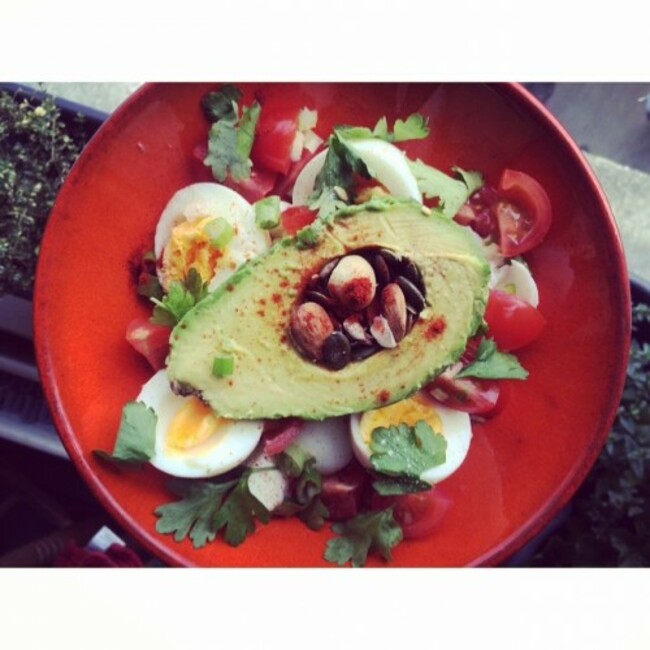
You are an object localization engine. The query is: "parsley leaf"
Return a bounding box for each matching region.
[370,420,447,480]
[335,113,430,143]
[155,478,237,548]
[456,338,529,380]
[202,85,243,123]
[392,113,430,142]
[150,268,208,326]
[275,445,329,530]
[213,471,271,546]
[407,159,484,218]
[324,508,403,567]
[372,476,432,496]
[93,401,156,465]
[155,471,270,549]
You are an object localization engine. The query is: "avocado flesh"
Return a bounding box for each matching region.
[167,203,490,420]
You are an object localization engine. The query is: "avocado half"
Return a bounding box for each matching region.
[167,203,490,420]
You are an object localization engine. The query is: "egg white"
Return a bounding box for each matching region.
[491,258,540,307]
[154,182,271,292]
[294,417,353,475]
[291,139,421,206]
[349,398,472,485]
[137,370,264,479]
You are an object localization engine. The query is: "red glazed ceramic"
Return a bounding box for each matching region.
[34,83,631,567]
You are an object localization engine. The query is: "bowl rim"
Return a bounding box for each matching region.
[33,81,632,568]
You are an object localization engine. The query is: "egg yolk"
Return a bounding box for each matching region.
[360,393,443,445]
[162,217,223,288]
[166,396,230,452]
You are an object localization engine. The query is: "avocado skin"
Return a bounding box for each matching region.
[167,203,490,420]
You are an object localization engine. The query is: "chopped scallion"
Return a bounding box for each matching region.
[254,196,281,230]
[212,355,235,377]
[205,217,235,249]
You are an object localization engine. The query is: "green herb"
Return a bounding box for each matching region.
[93,401,156,465]
[0,88,90,297]
[202,85,261,183]
[407,159,484,218]
[254,195,281,230]
[205,217,235,249]
[370,420,446,480]
[456,338,528,380]
[275,445,328,530]
[372,476,432,496]
[335,113,429,143]
[529,303,650,567]
[202,85,243,123]
[150,268,208,326]
[324,507,404,567]
[155,471,270,549]
[212,355,234,377]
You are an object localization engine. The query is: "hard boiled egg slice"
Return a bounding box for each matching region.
[137,370,263,479]
[292,139,421,206]
[293,417,353,475]
[490,259,540,307]
[154,182,271,292]
[350,392,472,485]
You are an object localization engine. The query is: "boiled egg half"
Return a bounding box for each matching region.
[291,139,421,206]
[137,370,263,478]
[350,392,472,484]
[154,182,271,292]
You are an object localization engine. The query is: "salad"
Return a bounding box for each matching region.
[97,84,552,567]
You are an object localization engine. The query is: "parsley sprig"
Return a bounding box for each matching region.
[155,471,270,549]
[457,338,529,380]
[150,268,209,326]
[202,85,261,183]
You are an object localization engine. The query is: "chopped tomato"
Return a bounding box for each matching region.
[192,142,277,201]
[126,317,171,370]
[427,372,502,416]
[371,488,451,539]
[281,206,318,236]
[320,461,368,521]
[484,289,546,351]
[251,104,301,175]
[494,169,552,257]
[274,146,323,200]
[223,167,278,203]
[262,419,304,456]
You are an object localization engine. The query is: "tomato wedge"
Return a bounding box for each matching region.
[484,289,546,351]
[262,418,304,456]
[320,461,368,521]
[126,317,171,370]
[427,371,502,416]
[371,488,451,539]
[494,169,552,257]
[281,206,318,236]
[251,104,301,175]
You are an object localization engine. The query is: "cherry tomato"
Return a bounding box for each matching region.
[494,169,552,257]
[427,372,502,416]
[371,488,451,539]
[192,142,277,201]
[321,461,369,521]
[484,289,546,351]
[125,317,171,370]
[274,146,323,200]
[222,167,278,203]
[281,206,318,236]
[251,104,301,175]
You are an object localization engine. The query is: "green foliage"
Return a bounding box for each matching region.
[150,268,209,326]
[0,88,90,297]
[324,508,404,567]
[457,338,528,380]
[529,303,650,566]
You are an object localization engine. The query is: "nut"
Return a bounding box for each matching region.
[290,302,335,360]
[343,313,372,344]
[370,315,397,349]
[381,283,407,342]
[327,255,377,311]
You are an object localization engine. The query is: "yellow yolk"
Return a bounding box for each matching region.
[166,396,230,452]
[360,393,443,445]
[162,217,222,288]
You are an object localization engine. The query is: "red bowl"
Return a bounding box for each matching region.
[34,83,631,567]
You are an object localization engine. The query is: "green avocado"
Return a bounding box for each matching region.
[167,202,490,420]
